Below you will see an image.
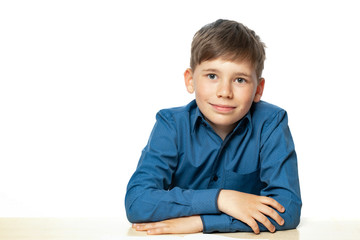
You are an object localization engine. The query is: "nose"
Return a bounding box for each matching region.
[216,80,233,99]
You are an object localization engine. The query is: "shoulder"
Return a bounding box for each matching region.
[250,101,289,135]
[156,100,197,124]
[251,101,287,122]
[251,101,285,117]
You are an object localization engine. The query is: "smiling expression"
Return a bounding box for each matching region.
[184,58,265,139]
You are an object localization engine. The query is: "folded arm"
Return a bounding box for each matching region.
[125,111,221,223]
[201,110,302,233]
[126,109,301,234]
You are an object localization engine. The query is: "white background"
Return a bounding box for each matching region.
[1,0,359,220]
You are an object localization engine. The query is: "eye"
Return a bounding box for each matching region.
[207,74,217,80]
[235,78,246,84]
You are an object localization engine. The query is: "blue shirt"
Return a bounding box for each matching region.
[125,100,301,233]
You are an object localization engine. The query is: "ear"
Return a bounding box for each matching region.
[184,68,195,94]
[254,78,265,103]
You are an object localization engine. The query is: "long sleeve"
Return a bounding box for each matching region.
[201,110,301,233]
[259,110,302,228]
[125,110,221,223]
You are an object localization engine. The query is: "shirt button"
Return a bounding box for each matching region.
[212,175,218,181]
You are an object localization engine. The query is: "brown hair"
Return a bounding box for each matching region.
[190,19,266,79]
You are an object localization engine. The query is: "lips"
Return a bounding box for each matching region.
[210,103,236,113]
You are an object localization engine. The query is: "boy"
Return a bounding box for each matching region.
[125,19,301,235]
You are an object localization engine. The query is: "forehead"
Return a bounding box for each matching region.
[196,58,256,76]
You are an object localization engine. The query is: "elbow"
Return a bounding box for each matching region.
[125,192,141,223]
[126,206,144,223]
[125,199,146,223]
[125,196,155,223]
[279,204,301,230]
[282,215,300,230]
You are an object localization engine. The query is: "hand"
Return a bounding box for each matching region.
[217,190,285,234]
[132,215,203,235]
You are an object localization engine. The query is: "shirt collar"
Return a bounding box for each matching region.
[191,106,205,133]
[191,103,253,134]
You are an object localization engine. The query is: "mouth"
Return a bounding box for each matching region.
[210,103,236,113]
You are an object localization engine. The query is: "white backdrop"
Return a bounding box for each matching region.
[1,0,359,220]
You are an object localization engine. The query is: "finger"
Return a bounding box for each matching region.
[133,224,148,231]
[132,223,147,230]
[253,212,275,233]
[134,222,165,231]
[132,223,147,228]
[147,227,169,235]
[259,205,285,226]
[244,217,260,234]
[260,197,285,213]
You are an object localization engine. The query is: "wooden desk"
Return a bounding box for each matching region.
[0,218,359,240]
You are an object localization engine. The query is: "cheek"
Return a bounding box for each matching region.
[235,88,257,103]
[195,82,212,99]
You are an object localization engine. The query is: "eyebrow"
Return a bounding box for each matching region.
[202,68,252,78]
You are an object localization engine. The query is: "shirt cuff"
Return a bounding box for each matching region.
[191,189,221,214]
[201,214,231,233]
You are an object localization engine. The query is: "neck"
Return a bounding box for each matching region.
[209,122,237,141]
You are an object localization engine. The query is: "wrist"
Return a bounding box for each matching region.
[194,215,204,232]
[218,189,238,213]
[217,189,228,213]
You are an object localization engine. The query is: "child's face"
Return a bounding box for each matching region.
[184,58,265,135]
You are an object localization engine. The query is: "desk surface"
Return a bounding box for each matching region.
[0,218,359,240]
